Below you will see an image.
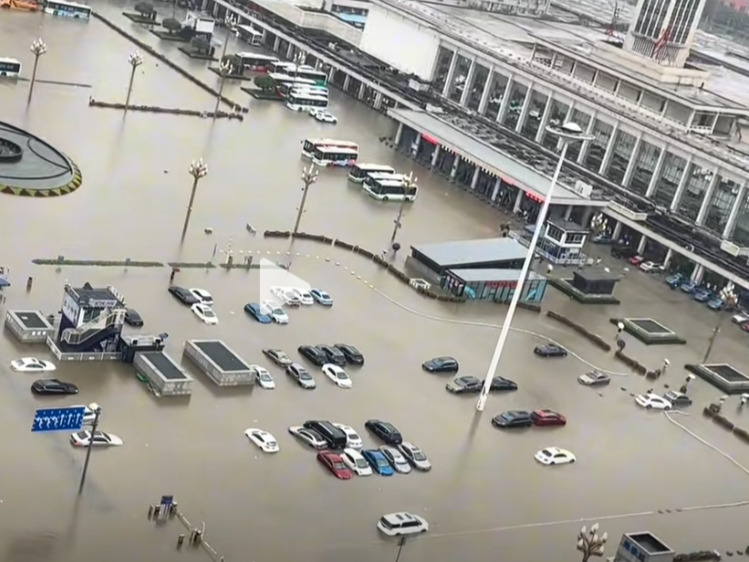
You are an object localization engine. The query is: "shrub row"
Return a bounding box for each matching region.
[613,350,648,375]
[545,311,612,351]
[32,258,163,267]
[89,101,242,120]
[674,551,721,561]
[167,262,216,269]
[264,230,291,239]
[703,407,749,443]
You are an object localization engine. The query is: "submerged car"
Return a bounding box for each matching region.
[578,371,611,386]
[422,356,459,373]
[534,447,575,465]
[70,430,123,448]
[31,378,78,395]
[11,357,56,372]
[491,410,533,428]
[244,303,272,324]
[533,344,567,358]
[191,303,218,325]
[124,308,144,327]
[310,289,333,306]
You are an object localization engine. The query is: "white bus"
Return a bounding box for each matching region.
[312,146,359,168]
[348,164,396,183]
[286,92,328,112]
[270,62,327,85]
[279,82,328,97]
[366,172,410,183]
[235,52,278,72]
[44,0,92,19]
[301,138,359,158]
[363,177,418,202]
[236,25,264,46]
[0,58,22,78]
[268,73,316,86]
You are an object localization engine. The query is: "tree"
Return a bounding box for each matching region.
[222,54,241,71]
[134,1,155,15]
[162,17,182,34]
[254,75,277,91]
[190,36,211,54]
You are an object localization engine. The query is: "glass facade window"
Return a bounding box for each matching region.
[628,141,661,196]
[605,130,636,185]
[447,55,472,103]
[677,164,712,221]
[565,109,592,161]
[502,83,528,130]
[541,100,570,149]
[466,64,489,111]
[520,91,549,140]
[583,119,613,173]
[731,193,749,246]
[651,152,686,208]
[482,73,509,118]
[432,47,454,94]
[704,176,739,235]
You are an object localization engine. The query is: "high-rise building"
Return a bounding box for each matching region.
[623,0,709,66]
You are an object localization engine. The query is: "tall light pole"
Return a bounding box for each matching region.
[220,13,238,61]
[125,51,143,110]
[476,122,592,412]
[213,59,234,116]
[703,282,738,363]
[78,403,102,495]
[28,38,48,103]
[388,171,417,250]
[181,159,208,240]
[577,523,608,562]
[293,164,319,235]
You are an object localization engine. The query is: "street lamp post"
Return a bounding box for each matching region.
[577,523,608,562]
[703,283,738,363]
[476,122,592,412]
[181,159,208,240]
[220,13,238,61]
[388,171,417,251]
[213,59,234,116]
[292,164,319,235]
[125,51,143,110]
[78,403,102,495]
[28,38,48,103]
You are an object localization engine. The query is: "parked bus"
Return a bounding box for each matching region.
[366,172,410,183]
[270,62,327,85]
[301,138,359,158]
[286,92,328,112]
[236,24,264,46]
[312,146,359,167]
[280,82,328,97]
[0,58,22,78]
[348,164,396,183]
[43,0,92,19]
[363,177,418,201]
[268,72,316,88]
[235,52,278,72]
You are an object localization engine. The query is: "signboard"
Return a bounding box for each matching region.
[570,180,593,199]
[31,407,86,433]
[160,495,174,506]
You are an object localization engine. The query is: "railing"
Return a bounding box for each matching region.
[61,308,124,346]
[47,336,121,362]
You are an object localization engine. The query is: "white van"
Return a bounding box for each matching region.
[377,512,429,536]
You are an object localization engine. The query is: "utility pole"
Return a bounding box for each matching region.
[181,159,208,240]
[125,51,143,110]
[292,164,319,235]
[388,171,417,252]
[703,283,738,363]
[28,38,48,104]
[220,13,238,61]
[78,404,102,495]
[394,537,407,562]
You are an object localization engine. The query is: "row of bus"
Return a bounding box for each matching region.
[301,139,418,202]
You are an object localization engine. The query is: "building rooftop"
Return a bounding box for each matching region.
[573,269,622,282]
[448,267,544,282]
[413,237,528,267]
[69,283,123,307]
[626,532,673,555]
[548,220,587,232]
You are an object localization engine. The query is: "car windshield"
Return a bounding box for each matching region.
[541,449,552,456]
[299,372,311,380]
[336,372,347,380]
[267,441,277,448]
[413,451,427,461]
[75,431,88,439]
[356,459,368,468]
[379,518,393,529]
[260,373,272,381]
[333,461,346,470]
[273,308,284,315]
[376,457,389,467]
[277,352,289,360]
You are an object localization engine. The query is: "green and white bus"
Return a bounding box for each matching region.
[363,177,418,202]
[348,163,396,183]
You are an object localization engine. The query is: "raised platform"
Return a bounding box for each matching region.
[549,278,621,304]
[5,310,56,343]
[0,122,82,197]
[46,336,121,362]
[686,363,749,394]
[183,339,254,386]
[610,317,686,345]
[134,351,193,397]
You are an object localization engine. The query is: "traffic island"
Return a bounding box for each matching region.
[686,363,749,394]
[548,270,622,305]
[89,101,244,120]
[546,311,612,351]
[208,66,254,81]
[610,317,686,345]
[150,29,189,42]
[177,47,218,61]
[242,86,285,100]
[122,12,160,25]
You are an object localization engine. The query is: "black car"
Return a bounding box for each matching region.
[365,419,403,445]
[298,345,327,367]
[611,244,638,259]
[534,344,568,358]
[31,378,79,395]
[317,344,347,367]
[263,348,292,367]
[488,376,518,392]
[168,285,199,305]
[334,343,364,365]
[446,376,482,394]
[124,308,144,327]
[422,356,459,373]
[491,410,533,428]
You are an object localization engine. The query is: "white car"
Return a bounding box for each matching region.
[189,288,213,305]
[10,357,56,372]
[635,393,672,410]
[261,300,289,324]
[332,423,363,449]
[191,303,218,325]
[377,512,429,536]
[308,108,322,117]
[70,430,123,448]
[380,446,412,474]
[251,365,275,389]
[288,425,327,449]
[398,442,432,472]
[270,286,301,307]
[732,312,749,324]
[70,404,99,425]
[639,261,664,273]
[314,111,338,124]
[534,447,576,465]
[322,364,352,388]
[341,448,372,476]
[289,287,314,305]
[244,428,279,453]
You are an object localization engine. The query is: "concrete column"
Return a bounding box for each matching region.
[597,122,620,176]
[496,75,514,123]
[690,264,704,283]
[576,111,597,165]
[556,102,576,151]
[357,82,366,100]
[273,36,281,52]
[663,248,674,269]
[514,84,535,134]
[622,134,644,187]
[286,43,294,59]
[563,205,573,220]
[534,93,554,144]
[478,69,494,115]
[612,220,623,242]
[491,178,501,201]
[696,170,721,226]
[637,234,648,254]
[470,167,480,189]
[723,183,746,239]
[459,59,477,107]
[441,50,458,98]
[645,146,667,198]
[513,189,524,213]
[394,123,404,145]
[581,207,593,229]
[669,155,693,212]
[373,91,383,110]
[450,157,459,180]
[342,74,351,92]
[328,67,336,82]
[431,145,441,167]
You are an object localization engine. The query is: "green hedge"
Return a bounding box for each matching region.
[546,310,612,351]
[167,262,216,268]
[32,258,163,267]
[614,350,648,375]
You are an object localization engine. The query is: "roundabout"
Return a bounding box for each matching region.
[0,121,82,196]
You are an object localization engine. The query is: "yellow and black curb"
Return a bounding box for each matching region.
[0,158,83,197]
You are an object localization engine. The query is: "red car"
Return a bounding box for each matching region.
[531,409,567,426]
[317,451,353,480]
[628,255,645,266]
[741,322,749,333]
